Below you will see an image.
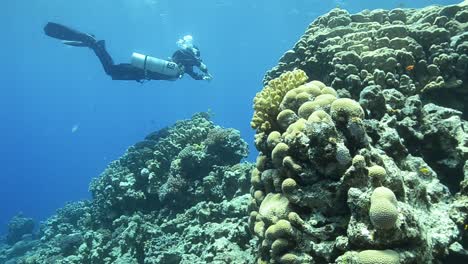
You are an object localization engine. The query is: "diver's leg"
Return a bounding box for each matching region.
[90,41,145,80]
[89,40,116,76]
[44,23,144,81]
[89,42,142,80]
[106,63,146,81]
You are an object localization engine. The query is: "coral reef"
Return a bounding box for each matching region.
[264,2,468,120]
[5,214,34,246]
[251,54,466,264]
[0,113,256,263]
[89,112,248,217]
[2,2,468,264]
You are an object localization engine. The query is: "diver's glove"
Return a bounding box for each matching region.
[203,74,213,81]
[200,63,208,73]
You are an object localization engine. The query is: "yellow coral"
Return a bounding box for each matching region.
[256,155,267,171]
[265,219,294,240]
[282,178,298,194]
[254,190,265,203]
[371,186,397,203]
[352,155,366,168]
[251,69,308,132]
[321,86,338,96]
[254,220,266,238]
[271,238,292,256]
[298,94,336,119]
[272,143,290,168]
[368,165,387,182]
[279,253,300,264]
[419,167,430,175]
[251,168,262,188]
[283,156,302,174]
[280,81,322,112]
[283,118,307,144]
[310,80,326,89]
[308,110,333,124]
[288,212,305,227]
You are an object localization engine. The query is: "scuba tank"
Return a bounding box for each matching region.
[131,52,180,77]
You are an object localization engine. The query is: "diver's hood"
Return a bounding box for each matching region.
[177,35,194,50]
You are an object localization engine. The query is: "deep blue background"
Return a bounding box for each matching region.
[0,0,460,234]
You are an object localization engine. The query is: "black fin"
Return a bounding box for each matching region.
[62,40,88,47]
[44,22,89,42]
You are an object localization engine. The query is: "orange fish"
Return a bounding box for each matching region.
[406,65,414,71]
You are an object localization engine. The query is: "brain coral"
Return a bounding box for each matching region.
[357,249,400,264]
[369,187,399,230]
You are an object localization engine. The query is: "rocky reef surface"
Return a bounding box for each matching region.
[0,113,256,264]
[251,1,468,264]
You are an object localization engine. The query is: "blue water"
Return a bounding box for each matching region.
[0,0,460,235]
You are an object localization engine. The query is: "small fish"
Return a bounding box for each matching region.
[406,65,415,71]
[71,124,80,133]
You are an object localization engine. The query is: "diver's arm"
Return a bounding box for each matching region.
[185,66,205,80]
[197,62,212,81]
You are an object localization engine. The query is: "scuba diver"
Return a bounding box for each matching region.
[43,22,212,82]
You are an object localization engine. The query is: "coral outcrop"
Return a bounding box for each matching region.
[1,113,256,264]
[250,68,466,263]
[5,214,34,246]
[250,2,468,263]
[264,2,468,120]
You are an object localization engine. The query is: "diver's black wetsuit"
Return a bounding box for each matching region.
[43,22,209,82]
[92,41,207,81]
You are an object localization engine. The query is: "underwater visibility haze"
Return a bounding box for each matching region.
[1,0,467,263]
